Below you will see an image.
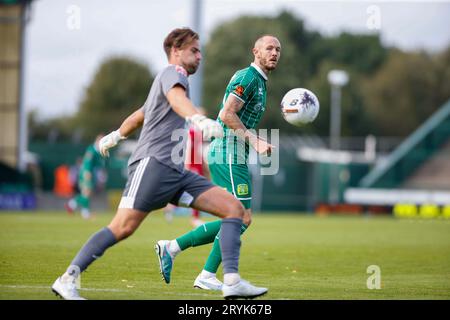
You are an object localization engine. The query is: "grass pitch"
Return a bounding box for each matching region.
[0,211,449,300]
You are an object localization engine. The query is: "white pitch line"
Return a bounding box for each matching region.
[0,284,127,292]
[0,284,290,299]
[0,284,214,297]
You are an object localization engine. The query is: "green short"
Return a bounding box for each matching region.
[208,162,252,209]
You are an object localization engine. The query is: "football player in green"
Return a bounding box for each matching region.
[155,35,281,290]
[65,134,105,219]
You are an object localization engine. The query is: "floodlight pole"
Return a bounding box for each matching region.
[327,70,349,204]
[190,0,203,108]
[329,85,342,151]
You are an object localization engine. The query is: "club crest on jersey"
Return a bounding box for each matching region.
[175,65,188,77]
[254,103,263,111]
[234,85,245,97]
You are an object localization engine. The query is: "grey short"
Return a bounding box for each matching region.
[118,157,215,213]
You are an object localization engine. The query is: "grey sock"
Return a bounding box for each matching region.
[68,227,117,273]
[219,218,242,274]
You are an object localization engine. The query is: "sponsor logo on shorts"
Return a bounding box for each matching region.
[237,184,248,196]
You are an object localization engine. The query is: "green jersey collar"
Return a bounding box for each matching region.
[250,63,268,81]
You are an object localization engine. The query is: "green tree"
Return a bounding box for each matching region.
[28,109,75,142]
[433,46,450,107]
[362,48,450,136]
[74,56,154,141]
[315,32,387,75]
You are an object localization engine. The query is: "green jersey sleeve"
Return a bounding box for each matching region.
[228,71,257,104]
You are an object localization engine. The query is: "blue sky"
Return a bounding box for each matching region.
[24,0,450,119]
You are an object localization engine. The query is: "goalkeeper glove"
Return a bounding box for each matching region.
[99,130,126,157]
[186,114,224,140]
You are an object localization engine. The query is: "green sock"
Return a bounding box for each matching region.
[204,224,248,274]
[75,194,90,209]
[176,220,222,250]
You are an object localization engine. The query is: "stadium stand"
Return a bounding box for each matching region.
[360,99,450,189]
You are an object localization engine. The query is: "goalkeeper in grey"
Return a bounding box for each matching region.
[51,27,267,300]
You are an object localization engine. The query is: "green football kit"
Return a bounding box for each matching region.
[207,63,268,209]
[78,144,104,191]
[71,144,104,215]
